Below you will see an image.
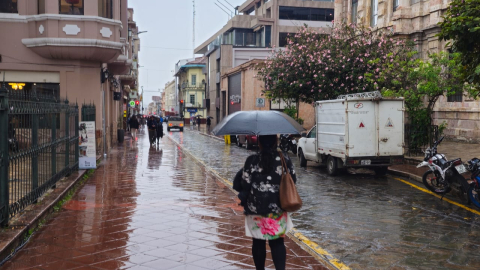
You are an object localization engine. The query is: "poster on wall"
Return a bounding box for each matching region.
[79,121,97,169]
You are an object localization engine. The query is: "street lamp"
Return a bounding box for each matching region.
[137,31,148,35]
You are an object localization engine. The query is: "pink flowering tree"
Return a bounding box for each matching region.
[256,22,415,104]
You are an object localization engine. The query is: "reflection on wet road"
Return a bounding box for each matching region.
[168,128,480,270]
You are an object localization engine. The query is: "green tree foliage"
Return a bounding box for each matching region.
[438,0,480,91]
[256,22,415,103]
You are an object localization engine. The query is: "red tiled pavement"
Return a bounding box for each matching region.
[2,133,327,270]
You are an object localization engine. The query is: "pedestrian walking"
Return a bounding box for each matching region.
[155,117,164,145]
[197,115,201,131]
[147,116,157,146]
[206,117,212,134]
[130,116,139,140]
[234,135,296,270]
[127,116,131,132]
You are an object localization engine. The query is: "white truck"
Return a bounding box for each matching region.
[297,92,405,176]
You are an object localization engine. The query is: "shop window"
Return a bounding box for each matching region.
[0,0,18,13]
[279,6,334,22]
[98,0,113,19]
[371,0,378,26]
[352,0,358,24]
[59,0,84,15]
[447,91,463,102]
[38,0,45,14]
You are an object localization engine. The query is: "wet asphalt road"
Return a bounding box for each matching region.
[168,127,480,270]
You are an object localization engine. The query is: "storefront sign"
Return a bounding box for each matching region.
[256,98,265,107]
[187,108,198,113]
[79,122,97,169]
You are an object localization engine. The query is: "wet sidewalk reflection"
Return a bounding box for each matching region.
[3,132,326,270]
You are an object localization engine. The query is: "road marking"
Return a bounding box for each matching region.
[166,134,350,270]
[392,177,480,216]
[289,228,351,270]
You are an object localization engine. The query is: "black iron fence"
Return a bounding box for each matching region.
[0,87,78,226]
[81,103,96,122]
[404,124,439,156]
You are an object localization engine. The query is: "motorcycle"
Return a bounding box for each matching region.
[279,134,297,154]
[466,157,480,208]
[416,136,470,203]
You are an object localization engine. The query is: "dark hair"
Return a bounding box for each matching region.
[258,135,277,174]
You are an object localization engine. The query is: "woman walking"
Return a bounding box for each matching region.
[235,135,297,270]
[155,117,164,145]
[130,116,139,140]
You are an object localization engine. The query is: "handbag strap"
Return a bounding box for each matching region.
[278,152,288,175]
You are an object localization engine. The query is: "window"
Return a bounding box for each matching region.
[308,126,317,138]
[447,91,463,102]
[191,75,196,86]
[59,0,84,15]
[279,32,290,47]
[371,0,378,26]
[98,0,113,19]
[0,0,18,13]
[352,0,358,24]
[393,0,399,11]
[279,6,334,22]
[190,95,195,104]
[38,0,45,14]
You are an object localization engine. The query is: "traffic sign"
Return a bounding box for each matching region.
[129,101,135,107]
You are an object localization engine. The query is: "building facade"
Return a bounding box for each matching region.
[338,0,480,142]
[163,80,176,116]
[174,58,207,121]
[195,0,335,129]
[0,0,141,151]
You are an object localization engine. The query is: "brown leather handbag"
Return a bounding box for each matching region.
[279,152,302,212]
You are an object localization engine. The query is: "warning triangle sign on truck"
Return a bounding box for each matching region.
[385,118,394,128]
[359,122,365,128]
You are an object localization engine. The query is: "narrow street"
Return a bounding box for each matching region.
[168,127,480,270]
[2,129,326,270]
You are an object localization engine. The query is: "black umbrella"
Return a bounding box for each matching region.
[211,110,304,136]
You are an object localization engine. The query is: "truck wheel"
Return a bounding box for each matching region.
[299,149,307,168]
[236,136,243,147]
[327,156,338,176]
[374,166,388,176]
[291,145,297,155]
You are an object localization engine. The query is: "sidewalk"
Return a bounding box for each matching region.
[2,134,328,270]
[390,140,480,181]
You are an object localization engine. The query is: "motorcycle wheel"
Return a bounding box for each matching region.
[468,186,480,209]
[453,175,470,204]
[280,143,288,152]
[422,170,451,194]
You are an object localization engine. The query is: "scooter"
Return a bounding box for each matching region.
[279,134,297,154]
[416,136,470,203]
[466,158,480,208]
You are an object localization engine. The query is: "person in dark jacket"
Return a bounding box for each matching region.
[239,135,297,270]
[130,116,140,140]
[155,117,163,145]
[206,117,212,133]
[147,116,157,146]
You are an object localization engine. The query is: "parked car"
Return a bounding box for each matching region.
[167,116,184,132]
[236,135,257,150]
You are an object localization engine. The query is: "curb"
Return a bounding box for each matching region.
[0,157,102,265]
[198,131,224,142]
[387,168,422,183]
[166,135,348,270]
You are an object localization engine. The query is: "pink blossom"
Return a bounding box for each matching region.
[359,76,363,79]
[257,218,280,236]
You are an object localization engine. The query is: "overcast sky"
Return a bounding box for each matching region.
[129,0,246,105]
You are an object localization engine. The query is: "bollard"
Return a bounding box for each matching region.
[224,135,231,145]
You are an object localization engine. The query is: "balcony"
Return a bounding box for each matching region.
[109,38,133,75]
[181,81,206,90]
[21,14,123,62]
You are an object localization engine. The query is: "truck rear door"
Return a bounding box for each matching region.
[347,101,376,157]
[378,100,404,156]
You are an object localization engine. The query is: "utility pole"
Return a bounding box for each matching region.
[193,0,196,58]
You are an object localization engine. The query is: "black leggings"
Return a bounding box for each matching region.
[252,238,286,270]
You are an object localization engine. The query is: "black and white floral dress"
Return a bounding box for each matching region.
[241,152,297,240]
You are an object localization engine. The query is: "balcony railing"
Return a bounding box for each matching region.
[181,82,206,89]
